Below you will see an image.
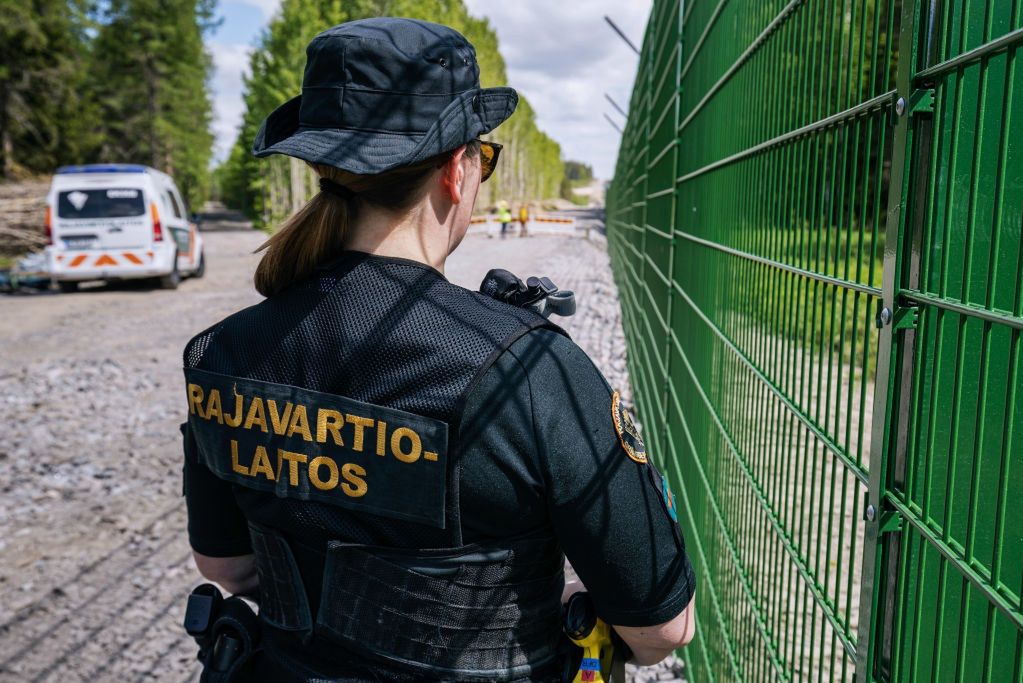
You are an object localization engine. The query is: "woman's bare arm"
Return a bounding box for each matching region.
[613,593,696,666]
[192,552,259,596]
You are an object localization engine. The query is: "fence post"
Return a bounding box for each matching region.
[854,0,926,680]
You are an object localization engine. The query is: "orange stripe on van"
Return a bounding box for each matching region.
[122,252,143,265]
[69,254,88,267]
[94,254,118,267]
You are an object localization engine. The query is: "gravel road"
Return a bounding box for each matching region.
[0,208,684,682]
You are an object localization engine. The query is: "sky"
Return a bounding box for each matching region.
[207,0,653,180]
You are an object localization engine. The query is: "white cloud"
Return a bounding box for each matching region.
[464,0,652,180]
[209,42,253,162]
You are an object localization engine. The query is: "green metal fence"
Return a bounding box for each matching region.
[604,1,1023,681]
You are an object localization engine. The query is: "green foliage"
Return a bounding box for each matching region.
[736,225,885,370]
[560,159,594,200]
[87,0,217,207]
[0,0,97,177]
[218,0,566,228]
[0,0,216,208]
[563,160,593,183]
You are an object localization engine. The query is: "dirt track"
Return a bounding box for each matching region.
[0,209,685,682]
[0,209,265,682]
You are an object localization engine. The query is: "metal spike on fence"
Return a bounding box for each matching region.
[603,16,640,56]
[604,93,628,120]
[603,114,623,134]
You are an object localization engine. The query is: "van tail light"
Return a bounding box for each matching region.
[151,202,163,241]
[45,206,53,245]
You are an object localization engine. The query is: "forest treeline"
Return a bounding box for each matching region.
[0,0,216,207]
[217,0,567,228]
[2,0,576,225]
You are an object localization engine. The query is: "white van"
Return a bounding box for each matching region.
[45,164,205,292]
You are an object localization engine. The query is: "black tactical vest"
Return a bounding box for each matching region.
[182,251,569,681]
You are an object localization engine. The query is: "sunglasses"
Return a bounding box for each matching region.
[478,140,502,182]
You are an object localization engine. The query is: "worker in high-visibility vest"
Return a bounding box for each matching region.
[498,200,512,238]
[519,203,530,237]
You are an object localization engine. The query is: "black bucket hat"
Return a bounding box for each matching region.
[252,17,518,175]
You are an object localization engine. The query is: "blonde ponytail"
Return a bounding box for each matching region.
[254,166,353,297]
[254,142,482,297]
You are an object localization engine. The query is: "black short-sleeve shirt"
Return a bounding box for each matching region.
[183,328,695,627]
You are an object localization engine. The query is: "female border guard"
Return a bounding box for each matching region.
[181,17,696,682]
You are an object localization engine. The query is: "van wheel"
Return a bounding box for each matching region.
[159,253,180,290]
[58,281,79,293]
[192,250,206,278]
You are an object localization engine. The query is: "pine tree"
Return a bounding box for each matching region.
[0,0,95,178]
[86,0,217,207]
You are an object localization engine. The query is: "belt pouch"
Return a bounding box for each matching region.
[248,523,313,633]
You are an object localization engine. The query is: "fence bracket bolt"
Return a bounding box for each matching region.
[865,504,877,522]
[895,97,907,116]
[879,307,893,327]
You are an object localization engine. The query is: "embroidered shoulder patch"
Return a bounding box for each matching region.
[611,390,647,464]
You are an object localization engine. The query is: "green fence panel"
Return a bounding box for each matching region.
[605,0,1023,681]
[861,1,1023,681]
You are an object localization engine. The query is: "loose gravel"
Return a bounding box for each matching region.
[0,212,684,682]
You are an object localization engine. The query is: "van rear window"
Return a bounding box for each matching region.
[57,188,146,218]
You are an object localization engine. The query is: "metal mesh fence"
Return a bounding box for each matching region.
[605,1,1023,681]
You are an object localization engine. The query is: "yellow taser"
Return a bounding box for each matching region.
[562,592,624,683]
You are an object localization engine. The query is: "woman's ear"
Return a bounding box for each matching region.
[441,145,468,204]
